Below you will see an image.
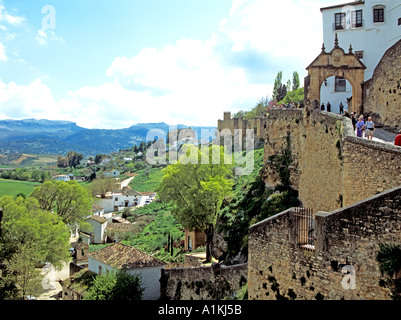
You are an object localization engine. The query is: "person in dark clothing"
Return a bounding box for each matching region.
[321,103,325,111]
[339,102,344,114]
[327,102,331,112]
[351,112,357,131]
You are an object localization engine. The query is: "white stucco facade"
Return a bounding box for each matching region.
[96,193,154,213]
[320,0,401,109]
[88,257,163,300]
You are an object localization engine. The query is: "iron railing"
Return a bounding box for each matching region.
[294,207,315,251]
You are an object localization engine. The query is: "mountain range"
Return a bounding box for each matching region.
[0,119,216,156]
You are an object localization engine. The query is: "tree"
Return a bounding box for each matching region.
[90,177,120,197]
[83,270,143,300]
[57,151,83,168]
[279,87,305,105]
[30,180,93,231]
[158,145,233,262]
[94,154,103,165]
[292,71,300,91]
[273,71,283,101]
[0,196,70,299]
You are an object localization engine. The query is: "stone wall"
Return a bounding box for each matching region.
[160,263,248,300]
[217,112,267,141]
[248,186,401,300]
[342,136,401,207]
[262,109,345,212]
[363,39,401,127]
[262,108,401,213]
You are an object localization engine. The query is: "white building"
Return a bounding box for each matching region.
[88,243,166,300]
[96,188,154,213]
[320,0,401,113]
[53,174,70,182]
[80,215,107,244]
[98,170,120,178]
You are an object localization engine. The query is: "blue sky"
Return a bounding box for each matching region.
[0,0,348,129]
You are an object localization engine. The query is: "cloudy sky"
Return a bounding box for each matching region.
[0,0,348,129]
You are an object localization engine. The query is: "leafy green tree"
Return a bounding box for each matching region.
[94,154,103,165]
[292,71,300,91]
[83,270,143,300]
[158,145,233,262]
[30,180,93,231]
[273,71,283,101]
[57,151,84,168]
[0,196,70,299]
[279,87,305,106]
[90,177,120,197]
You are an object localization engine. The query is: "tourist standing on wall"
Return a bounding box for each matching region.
[339,102,344,114]
[395,130,401,146]
[351,112,357,131]
[364,117,375,140]
[327,102,331,112]
[356,117,364,138]
[321,103,325,111]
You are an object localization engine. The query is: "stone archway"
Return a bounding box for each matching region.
[304,34,366,115]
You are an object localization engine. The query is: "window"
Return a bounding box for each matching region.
[351,10,363,28]
[355,51,364,60]
[374,8,384,23]
[335,77,346,92]
[398,18,401,26]
[335,13,346,30]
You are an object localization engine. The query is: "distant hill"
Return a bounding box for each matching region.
[0,119,216,156]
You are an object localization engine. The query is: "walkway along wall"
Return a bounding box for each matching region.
[262,108,401,213]
[248,186,401,300]
[249,107,401,300]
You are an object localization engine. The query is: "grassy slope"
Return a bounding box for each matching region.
[0,179,40,197]
[128,167,164,193]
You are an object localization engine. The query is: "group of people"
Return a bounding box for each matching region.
[321,101,376,140]
[346,112,376,140]
[320,101,345,114]
[271,102,302,109]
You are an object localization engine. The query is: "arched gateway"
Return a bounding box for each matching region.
[304,34,366,115]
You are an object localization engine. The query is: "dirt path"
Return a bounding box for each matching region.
[120,176,135,189]
[37,261,70,300]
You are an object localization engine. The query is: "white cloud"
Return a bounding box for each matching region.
[0,2,24,25]
[0,0,345,129]
[0,42,7,61]
[36,29,64,46]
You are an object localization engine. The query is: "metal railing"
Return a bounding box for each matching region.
[294,207,315,251]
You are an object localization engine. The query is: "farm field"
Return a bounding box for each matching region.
[0,179,40,197]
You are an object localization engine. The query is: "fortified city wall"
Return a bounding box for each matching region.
[262,108,401,212]
[249,107,401,300]
[363,39,401,128]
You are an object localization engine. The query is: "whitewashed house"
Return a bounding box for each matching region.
[53,174,70,182]
[98,170,120,178]
[88,243,166,300]
[96,188,153,213]
[320,0,401,113]
[80,215,107,245]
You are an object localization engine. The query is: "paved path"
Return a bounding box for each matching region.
[373,128,397,143]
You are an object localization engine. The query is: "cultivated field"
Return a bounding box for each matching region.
[0,179,40,197]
